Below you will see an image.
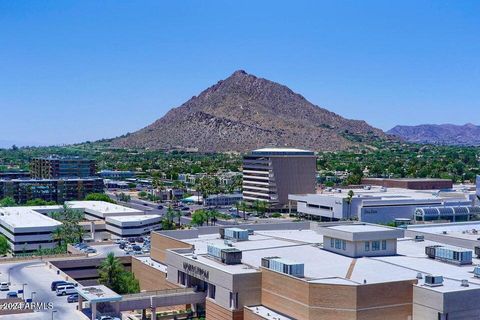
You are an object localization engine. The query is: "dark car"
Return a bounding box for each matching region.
[157,205,164,210]
[51,281,70,291]
[143,203,149,206]
[119,243,126,250]
[135,237,144,243]
[6,292,18,298]
[67,294,79,303]
[128,237,136,243]
[181,207,190,211]
[132,245,142,252]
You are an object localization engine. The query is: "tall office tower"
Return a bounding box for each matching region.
[30,156,96,178]
[242,148,316,210]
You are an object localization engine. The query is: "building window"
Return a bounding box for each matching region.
[330,238,334,248]
[372,241,380,251]
[382,240,387,250]
[178,271,186,286]
[335,239,341,249]
[365,241,370,251]
[342,240,346,250]
[229,292,238,309]
[208,283,216,299]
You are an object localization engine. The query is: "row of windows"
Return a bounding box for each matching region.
[330,238,347,250]
[365,240,387,252]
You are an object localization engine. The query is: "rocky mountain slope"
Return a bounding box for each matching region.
[112,70,390,152]
[388,123,480,146]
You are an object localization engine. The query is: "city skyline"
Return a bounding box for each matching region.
[1,1,479,146]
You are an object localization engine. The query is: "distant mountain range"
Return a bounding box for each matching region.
[111,70,390,152]
[388,123,480,146]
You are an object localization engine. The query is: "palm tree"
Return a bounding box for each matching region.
[346,190,355,220]
[175,210,182,226]
[98,253,125,292]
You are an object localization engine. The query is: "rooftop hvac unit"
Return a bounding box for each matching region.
[474,246,480,258]
[434,246,472,265]
[267,258,304,278]
[416,273,423,280]
[261,256,281,269]
[220,248,242,265]
[224,228,249,241]
[461,279,469,287]
[414,235,425,242]
[425,245,442,259]
[473,266,480,278]
[219,228,226,239]
[424,275,443,287]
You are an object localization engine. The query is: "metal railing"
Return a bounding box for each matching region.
[122,287,197,301]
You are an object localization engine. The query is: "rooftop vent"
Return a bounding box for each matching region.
[461,279,469,287]
[224,228,249,241]
[262,256,304,278]
[424,275,443,287]
[416,272,423,280]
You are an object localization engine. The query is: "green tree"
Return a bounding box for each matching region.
[0,235,9,255]
[85,193,115,203]
[0,197,16,207]
[191,210,207,226]
[98,253,140,294]
[138,191,148,199]
[51,205,85,250]
[25,198,56,206]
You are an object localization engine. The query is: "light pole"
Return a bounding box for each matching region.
[51,310,57,320]
[30,291,36,301]
[22,283,27,300]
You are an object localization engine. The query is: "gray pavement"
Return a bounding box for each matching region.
[0,261,84,320]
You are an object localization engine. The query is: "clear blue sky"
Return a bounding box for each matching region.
[1,1,479,146]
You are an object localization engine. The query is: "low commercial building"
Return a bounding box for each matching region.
[290,186,475,224]
[98,170,134,179]
[204,193,243,207]
[0,177,104,204]
[130,222,480,320]
[30,156,96,179]
[361,178,453,190]
[0,206,61,253]
[105,215,162,238]
[68,201,143,220]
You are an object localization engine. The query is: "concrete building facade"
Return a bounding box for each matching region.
[242,148,316,210]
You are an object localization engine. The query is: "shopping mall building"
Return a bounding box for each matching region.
[131,221,480,320]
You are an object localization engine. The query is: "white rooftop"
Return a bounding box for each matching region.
[76,285,122,303]
[0,207,62,230]
[106,214,161,223]
[326,224,394,233]
[246,305,293,320]
[169,225,480,291]
[67,201,142,214]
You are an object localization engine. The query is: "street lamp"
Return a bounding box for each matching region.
[51,310,57,320]
[22,283,27,300]
[30,291,36,301]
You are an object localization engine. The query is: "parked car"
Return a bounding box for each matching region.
[75,243,88,250]
[135,237,144,243]
[85,248,97,254]
[128,237,136,243]
[6,292,18,299]
[56,285,76,296]
[132,245,142,252]
[51,281,72,291]
[67,294,79,303]
[142,247,150,253]
[119,243,126,250]
[157,205,164,209]
[142,203,149,206]
[0,282,9,291]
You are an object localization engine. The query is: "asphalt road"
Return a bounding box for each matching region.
[0,261,83,320]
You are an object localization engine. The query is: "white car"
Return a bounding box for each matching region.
[56,285,76,296]
[0,282,9,291]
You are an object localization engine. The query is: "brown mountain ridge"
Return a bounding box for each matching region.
[111,70,390,152]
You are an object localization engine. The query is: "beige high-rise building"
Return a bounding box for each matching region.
[242,148,316,209]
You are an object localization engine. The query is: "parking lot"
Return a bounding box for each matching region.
[0,261,84,320]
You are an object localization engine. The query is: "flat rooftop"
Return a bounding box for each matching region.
[106,214,161,223]
[327,224,394,233]
[250,148,314,156]
[68,201,142,214]
[290,186,473,202]
[407,221,480,241]
[169,225,480,291]
[76,285,122,303]
[0,207,62,230]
